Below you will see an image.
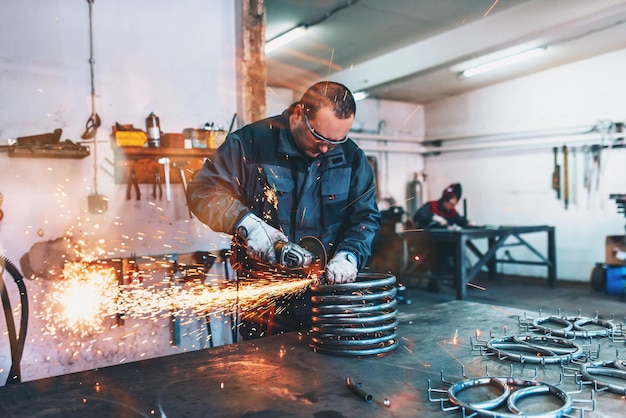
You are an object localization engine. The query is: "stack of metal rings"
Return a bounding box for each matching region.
[309,273,399,356]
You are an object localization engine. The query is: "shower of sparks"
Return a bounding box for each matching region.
[264,184,279,210]
[489,305,515,316]
[467,282,486,291]
[341,185,376,212]
[36,262,315,338]
[436,341,465,368]
[402,106,422,126]
[38,262,120,338]
[484,0,499,17]
[326,48,335,82]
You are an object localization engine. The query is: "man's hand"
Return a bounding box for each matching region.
[326,251,358,283]
[237,213,287,264]
[432,214,448,226]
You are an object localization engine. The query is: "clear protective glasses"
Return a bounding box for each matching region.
[303,112,348,145]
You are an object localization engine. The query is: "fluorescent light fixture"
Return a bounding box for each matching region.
[353,91,369,101]
[265,26,307,54]
[460,47,546,78]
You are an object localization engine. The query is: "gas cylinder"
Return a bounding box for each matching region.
[146,112,161,147]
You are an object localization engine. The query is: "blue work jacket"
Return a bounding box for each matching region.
[187,110,381,268]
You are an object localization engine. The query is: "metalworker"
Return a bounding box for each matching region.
[187,81,381,336]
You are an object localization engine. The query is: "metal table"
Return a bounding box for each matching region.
[402,225,556,300]
[0,300,621,417]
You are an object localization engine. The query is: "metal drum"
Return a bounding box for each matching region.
[309,273,399,356]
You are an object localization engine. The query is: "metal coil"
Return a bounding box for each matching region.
[309,273,399,356]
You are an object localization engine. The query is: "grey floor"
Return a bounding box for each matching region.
[399,274,626,319]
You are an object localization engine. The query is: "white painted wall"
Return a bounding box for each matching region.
[423,49,626,282]
[0,0,236,384]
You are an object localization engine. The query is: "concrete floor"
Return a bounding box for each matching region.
[400,274,626,319]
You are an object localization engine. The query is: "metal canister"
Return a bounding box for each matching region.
[146,112,161,147]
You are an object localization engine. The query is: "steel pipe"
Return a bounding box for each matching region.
[346,377,373,402]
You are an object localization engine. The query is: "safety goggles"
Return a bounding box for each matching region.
[303,113,348,145]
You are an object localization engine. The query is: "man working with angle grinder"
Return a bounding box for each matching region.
[187,81,381,339]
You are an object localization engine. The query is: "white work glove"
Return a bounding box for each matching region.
[614,247,626,261]
[325,251,358,284]
[432,214,448,226]
[237,213,287,264]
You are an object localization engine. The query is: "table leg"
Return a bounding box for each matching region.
[455,236,466,300]
[488,236,497,281]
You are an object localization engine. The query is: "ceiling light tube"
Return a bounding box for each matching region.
[460,47,546,78]
[353,91,369,101]
[265,26,307,54]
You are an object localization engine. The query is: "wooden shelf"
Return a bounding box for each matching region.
[112,146,212,184]
[113,146,215,160]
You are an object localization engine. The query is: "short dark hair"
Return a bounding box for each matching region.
[299,81,356,119]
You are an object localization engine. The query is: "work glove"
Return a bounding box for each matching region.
[237,213,287,264]
[432,214,448,226]
[325,251,358,284]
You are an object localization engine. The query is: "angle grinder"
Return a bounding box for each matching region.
[231,235,327,279]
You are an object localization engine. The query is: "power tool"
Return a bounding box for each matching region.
[231,235,327,279]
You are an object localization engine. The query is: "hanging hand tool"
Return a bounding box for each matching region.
[172,161,192,218]
[125,167,140,201]
[562,145,569,209]
[153,167,163,200]
[552,147,560,200]
[158,157,171,201]
[571,147,578,207]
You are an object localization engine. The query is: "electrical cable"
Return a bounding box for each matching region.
[1,256,28,385]
[268,0,362,41]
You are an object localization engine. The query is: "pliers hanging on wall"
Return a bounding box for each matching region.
[126,167,140,200]
[153,167,163,200]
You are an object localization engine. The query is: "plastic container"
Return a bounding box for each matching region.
[605,265,626,295]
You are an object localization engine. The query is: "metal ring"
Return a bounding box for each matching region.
[580,361,626,394]
[310,273,397,292]
[311,298,397,314]
[507,384,572,417]
[533,315,617,338]
[531,316,574,336]
[447,376,510,410]
[311,309,398,324]
[486,335,583,364]
[572,317,616,337]
[312,318,399,335]
[311,338,399,357]
[312,330,397,347]
[310,286,397,303]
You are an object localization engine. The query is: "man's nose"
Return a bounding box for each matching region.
[317,144,330,153]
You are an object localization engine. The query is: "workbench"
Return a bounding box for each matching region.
[0,300,621,417]
[402,225,556,300]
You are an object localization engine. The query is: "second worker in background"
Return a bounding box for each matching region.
[412,183,470,291]
[186,81,381,338]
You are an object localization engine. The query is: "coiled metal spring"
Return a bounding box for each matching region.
[309,273,399,356]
